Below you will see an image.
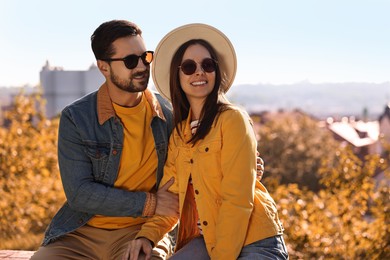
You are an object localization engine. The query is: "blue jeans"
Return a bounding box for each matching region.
[169,235,288,259]
[169,237,210,259]
[238,235,289,260]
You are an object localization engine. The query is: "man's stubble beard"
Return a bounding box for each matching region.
[111,69,150,93]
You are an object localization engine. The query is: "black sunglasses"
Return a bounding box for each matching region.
[179,58,218,75]
[100,51,154,70]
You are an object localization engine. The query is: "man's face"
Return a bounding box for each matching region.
[108,35,150,93]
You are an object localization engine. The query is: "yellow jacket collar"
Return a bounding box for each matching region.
[173,108,194,143]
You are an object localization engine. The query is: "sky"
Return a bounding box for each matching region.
[1,0,389,87]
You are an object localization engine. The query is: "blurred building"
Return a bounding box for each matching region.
[40,61,104,118]
[325,104,390,159]
[326,117,380,157]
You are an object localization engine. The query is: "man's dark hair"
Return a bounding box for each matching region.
[91,20,142,60]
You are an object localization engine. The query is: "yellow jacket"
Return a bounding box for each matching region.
[137,107,284,259]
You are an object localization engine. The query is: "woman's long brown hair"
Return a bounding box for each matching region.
[169,39,231,144]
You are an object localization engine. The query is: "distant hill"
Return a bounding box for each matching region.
[227,82,390,120]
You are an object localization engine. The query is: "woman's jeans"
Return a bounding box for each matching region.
[238,235,289,259]
[169,235,288,259]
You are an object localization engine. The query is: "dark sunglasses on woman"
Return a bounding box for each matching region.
[179,58,218,75]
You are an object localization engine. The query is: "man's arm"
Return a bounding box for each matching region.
[122,181,179,260]
[57,110,178,217]
[122,140,181,259]
[155,178,179,216]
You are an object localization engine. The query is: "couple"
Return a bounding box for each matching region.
[31,20,288,259]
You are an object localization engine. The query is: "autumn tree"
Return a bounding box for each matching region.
[272,147,389,259]
[257,112,339,191]
[0,91,65,249]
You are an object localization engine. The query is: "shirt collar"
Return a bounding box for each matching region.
[97,83,166,125]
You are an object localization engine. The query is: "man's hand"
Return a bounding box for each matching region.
[122,238,152,260]
[256,152,265,181]
[155,177,179,217]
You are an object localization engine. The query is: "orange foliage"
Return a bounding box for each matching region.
[257,113,389,258]
[0,91,65,249]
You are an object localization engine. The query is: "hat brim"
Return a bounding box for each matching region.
[152,23,237,101]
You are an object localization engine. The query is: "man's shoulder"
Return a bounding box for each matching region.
[151,90,173,117]
[150,90,173,131]
[63,91,98,112]
[60,91,98,121]
[152,90,171,106]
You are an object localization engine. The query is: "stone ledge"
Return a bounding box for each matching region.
[0,250,35,260]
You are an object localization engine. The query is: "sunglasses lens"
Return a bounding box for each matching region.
[123,51,153,69]
[201,58,216,73]
[180,60,197,75]
[143,51,154,65]
[180,58,216,75]
[123,55,139,69]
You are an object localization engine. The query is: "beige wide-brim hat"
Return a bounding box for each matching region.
[152,23,237,100]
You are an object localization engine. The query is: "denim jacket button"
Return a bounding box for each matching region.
[112,150,118,155]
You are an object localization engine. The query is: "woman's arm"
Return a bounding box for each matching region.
[211,109,258,259]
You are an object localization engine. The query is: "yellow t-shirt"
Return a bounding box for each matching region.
[88,93,158,229]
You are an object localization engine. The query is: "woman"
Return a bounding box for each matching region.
[127,24,288,260]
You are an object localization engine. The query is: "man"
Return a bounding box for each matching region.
[31,20,179,260]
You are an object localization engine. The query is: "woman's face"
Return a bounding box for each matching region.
[179,44,216,105]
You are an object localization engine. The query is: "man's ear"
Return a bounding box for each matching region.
[97,60,110,77]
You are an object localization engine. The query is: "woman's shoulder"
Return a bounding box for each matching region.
[214,106,254,132]
[220,105,251,122]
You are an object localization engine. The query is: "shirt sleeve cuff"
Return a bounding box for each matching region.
[142,192,157,217]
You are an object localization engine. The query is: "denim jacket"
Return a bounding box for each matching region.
[42,84,173,246]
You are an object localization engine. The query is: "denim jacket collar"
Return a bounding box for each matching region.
[97,83,166,125]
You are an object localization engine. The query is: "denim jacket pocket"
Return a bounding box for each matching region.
[84,142,111,182]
